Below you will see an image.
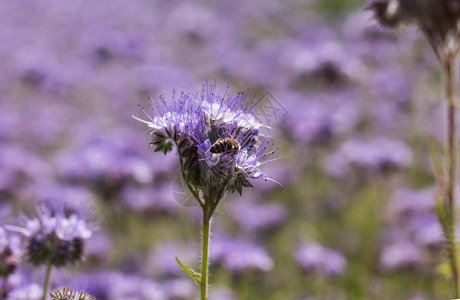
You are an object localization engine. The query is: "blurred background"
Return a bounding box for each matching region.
[0,0,451,299]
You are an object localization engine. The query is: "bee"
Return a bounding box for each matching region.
[209,131,241,154]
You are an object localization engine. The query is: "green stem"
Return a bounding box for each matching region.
[445,51,460,298]
[41,263,52,300]
[201,214,211,300]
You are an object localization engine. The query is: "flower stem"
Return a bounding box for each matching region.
[41,263,52,300]
[445,51,459,298]
[201,214,211,300]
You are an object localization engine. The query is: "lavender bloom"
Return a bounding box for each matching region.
[0,143,50,198]
[8,284,42,300]
[208,286,235,300]
[282,92,359,145]
[295,242,346,277]
[211,238,273,273]
[380,241,425,271]
[162,279,196,300]
[388,188,436,216]
[326,138,412,177]
[133,81,279,201]
[147,242,199,277]
[71,271,166,300]
[9,204,93,267]
[120,184,179,214]
[228,200,287,232]
[409,214,443,247]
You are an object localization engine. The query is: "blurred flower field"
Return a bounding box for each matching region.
[0,0,454,299]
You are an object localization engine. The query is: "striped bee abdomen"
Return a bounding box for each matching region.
[209,138,240,154]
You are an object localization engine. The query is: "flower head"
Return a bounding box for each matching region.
[50,288,95,300]
[133,81,279,203]
[9,203,93,267]
[295,241,347,277]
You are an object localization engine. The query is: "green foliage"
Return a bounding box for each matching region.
[176,257,201,285]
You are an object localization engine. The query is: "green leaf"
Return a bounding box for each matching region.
[152,140,173,155]
[176,257,201,285]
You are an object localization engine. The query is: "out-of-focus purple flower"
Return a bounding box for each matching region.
[380,241,426,271]
[162,278,196,300]
[326,138,412,177]
[120,184,179,214]
[8,283,42,300]
[0,143,50,198]
[84,231,112,261]
[22,182,95,215]
[295,241,346,277]
[9,204,93,267]
[53,132,177,199]
[211,237,273,273]
[388,188,436,216]
[282,92,359,145]
[409,214,443,247]
[282,39,364,88]
[81,26,145,64]
[209,286,235,300]
[147,242,199,277]
[228,200,286,232]
[71,271,166,300]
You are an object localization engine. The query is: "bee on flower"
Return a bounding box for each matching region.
[133,81,281,299]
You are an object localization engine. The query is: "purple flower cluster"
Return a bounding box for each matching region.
[0,0,450,298]
[9,204,93,268]
[295,241,346,277]
[211,237,274,273]
[133,81,279,200]
[379,188,443,271]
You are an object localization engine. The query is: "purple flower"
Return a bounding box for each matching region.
[133,81,279,202]
[162,279,196,300]
[409,214,443,247]
[120,184,179,214]
[209,286,235,300]
[211,237,273,273]
[380,241,425,271]
[8,283,42,300]
[71,271,166,300]
[326,138,412,177]
[295,241,346,277]
[228,200,286,232]
[9,203,93,267]
[147,242,199,277]
[282,92,359,145]
[388,188,436,216]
